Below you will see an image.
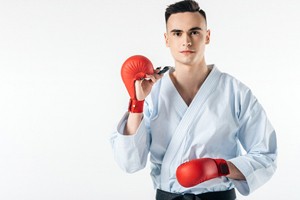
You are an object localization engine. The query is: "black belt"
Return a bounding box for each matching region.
[156,188,236,200]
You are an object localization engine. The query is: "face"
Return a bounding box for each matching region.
[164,12,210,67]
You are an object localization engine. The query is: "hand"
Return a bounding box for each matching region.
[121,55,165,113]
[176,158,230,187]
[135,68,163,101]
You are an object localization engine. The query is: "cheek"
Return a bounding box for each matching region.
[193,37,206,48]
[168,38,181,49]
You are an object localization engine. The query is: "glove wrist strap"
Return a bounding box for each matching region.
[128,99,144,113]
[214,159,230,176]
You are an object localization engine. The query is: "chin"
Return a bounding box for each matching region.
[177,58,195,66]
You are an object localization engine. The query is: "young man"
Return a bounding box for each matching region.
[110,0,277,199]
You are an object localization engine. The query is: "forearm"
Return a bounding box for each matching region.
[226,161,245,180]
[124,112,143,135]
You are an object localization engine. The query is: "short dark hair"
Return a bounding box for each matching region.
[165,0,207,24]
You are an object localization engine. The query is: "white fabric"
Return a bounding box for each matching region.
[110,65,277,196]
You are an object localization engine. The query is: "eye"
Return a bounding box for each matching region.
[172,32,182,37]
[190,31,200,36]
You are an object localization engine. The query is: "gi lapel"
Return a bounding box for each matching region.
[160,66,222,191]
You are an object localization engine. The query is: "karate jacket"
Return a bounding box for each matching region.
[110,65,277,196]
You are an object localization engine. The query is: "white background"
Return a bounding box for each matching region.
[0,0,299,199]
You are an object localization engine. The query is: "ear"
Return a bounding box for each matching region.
[164,33,169,47]
[205,29,211,44]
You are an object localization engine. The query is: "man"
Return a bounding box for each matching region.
[110,0,277,199]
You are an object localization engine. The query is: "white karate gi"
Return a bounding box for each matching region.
[110,65,277,196]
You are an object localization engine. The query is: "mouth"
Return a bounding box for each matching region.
[180,50,195,54]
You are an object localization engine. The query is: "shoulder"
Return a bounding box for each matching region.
[214,66,252,95]
[213,66,258,107]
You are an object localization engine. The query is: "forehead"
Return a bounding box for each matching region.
[166,12,206,31]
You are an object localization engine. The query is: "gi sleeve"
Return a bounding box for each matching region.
[229,88,278,196]
[109,105,152,173]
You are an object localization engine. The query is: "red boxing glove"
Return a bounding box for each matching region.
[121,55,154,113]
[176,158,230,187]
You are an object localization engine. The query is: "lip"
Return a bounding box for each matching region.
[180,50,195,54]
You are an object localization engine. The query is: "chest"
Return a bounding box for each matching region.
[149,92,239,159]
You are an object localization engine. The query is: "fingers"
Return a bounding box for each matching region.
[145,73,162,84]
[154,67,161,74]
[134,67,165,101]
[144,67,164,82]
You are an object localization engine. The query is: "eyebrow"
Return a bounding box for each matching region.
[189,27,202,31]
[170,27,202,33]
[170,29,182,33]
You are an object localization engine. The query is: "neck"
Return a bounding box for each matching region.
[170,60,211,106]
[174,60,210,90]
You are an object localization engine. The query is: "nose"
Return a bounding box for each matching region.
[182,33,192,47]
